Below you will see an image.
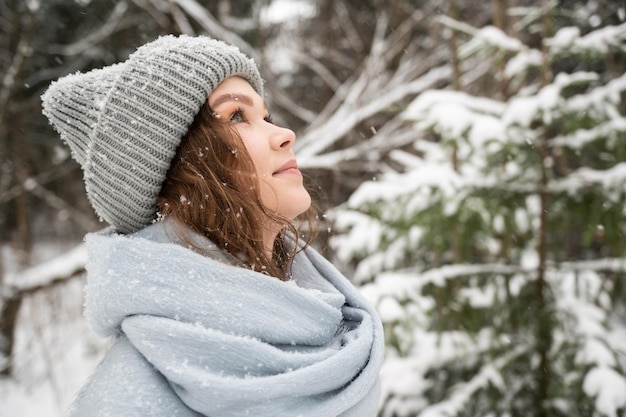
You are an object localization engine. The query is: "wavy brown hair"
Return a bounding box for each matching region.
[157,100,318,280]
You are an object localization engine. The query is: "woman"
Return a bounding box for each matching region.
[42,35,384,417]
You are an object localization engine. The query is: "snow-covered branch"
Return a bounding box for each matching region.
[361,258,626,306]
[418,346,527,417]
[550,163,626,195]
[547,22,626,56]
[2,244,86,296]
[297,63,452,168]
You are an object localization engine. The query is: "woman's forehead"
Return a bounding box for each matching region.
[209,77,266,110]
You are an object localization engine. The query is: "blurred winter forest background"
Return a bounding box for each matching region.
[1,0,626,416]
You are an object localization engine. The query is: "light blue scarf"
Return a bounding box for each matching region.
[68,221,384,417]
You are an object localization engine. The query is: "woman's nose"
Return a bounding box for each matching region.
[271,125,296,149]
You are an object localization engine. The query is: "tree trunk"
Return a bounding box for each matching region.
[534,3,553,415]
[0,296,22,376]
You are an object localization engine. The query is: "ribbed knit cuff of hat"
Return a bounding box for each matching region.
[42,35,264,234]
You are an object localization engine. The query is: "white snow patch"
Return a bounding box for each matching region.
[583,367,626,417]
[261,0,317,26]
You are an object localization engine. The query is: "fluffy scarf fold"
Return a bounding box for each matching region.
[78,222,384,417]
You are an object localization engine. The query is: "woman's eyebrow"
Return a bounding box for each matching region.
[210,93,254,109]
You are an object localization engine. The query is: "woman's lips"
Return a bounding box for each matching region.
[273,159,301,176]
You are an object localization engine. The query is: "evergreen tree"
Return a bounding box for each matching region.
[331,3,626,416]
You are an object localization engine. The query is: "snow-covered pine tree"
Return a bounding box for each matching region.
[331,3,626,417]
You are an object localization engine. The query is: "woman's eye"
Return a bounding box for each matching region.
[230,108,246,123]
[264,114,273,124]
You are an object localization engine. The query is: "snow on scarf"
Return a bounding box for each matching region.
[73,221,384,417]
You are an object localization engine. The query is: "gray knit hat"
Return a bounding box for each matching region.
[42,35,264,234]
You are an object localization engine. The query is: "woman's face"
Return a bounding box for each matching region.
[209,76,311,220]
